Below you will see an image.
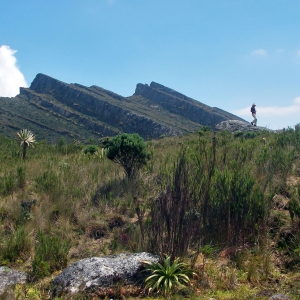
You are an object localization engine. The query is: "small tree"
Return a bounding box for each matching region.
[106,133,151,178]
[16,129,36,160]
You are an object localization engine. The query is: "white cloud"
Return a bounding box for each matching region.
[0,45,28,97]
[294,97,300,104]
[232,99,300,130]
[251,49,267,56]
[298,50,300,56]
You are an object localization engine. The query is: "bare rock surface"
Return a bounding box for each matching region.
[215,119,272,132]
[269,294,291,300]
[0,267,27,296]
[51,252,159,297]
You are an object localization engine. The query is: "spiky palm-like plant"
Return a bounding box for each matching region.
[17,129,36,159]
[143,256,194,297]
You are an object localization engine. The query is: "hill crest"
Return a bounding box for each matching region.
[0,74,243,142]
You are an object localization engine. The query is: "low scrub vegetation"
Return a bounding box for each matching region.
[0,126,300,299]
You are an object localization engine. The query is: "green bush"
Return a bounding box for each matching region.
[56,138,83,154]
[32,230,70,278]
[17,166,26,188]
[234,131,243,138]
[106,133,151,178]
[2,172,17,195]
[244,131,257,139]
[200,125,211,132]
[0,227,31,262]
[35,170,59,192]
[84,145,99,155]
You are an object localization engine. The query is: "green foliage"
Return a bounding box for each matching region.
[143,256,193,297]
[233,131,243,138]
[0,167,26,194]
[200,125,211,132]
[17,166,26,188]
[84,145,99,155]
[148,148,201,258]
[35,170,59,192]
[2,171,17,195]
[199,244,216,257]
[56,138,83,154]
[13,284,41,300]
[32,230,70,278]
[106,133,152,178]
[244,131,257,139]
[0,227,31,262]
[208,167,265,245]
[288,196,300,222]
[0,126,299,297]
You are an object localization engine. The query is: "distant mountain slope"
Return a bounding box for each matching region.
[131,81,243,126]
[0,74,243,143]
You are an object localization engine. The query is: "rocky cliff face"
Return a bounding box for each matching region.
[134,82,244,126]
[0,73,244,142]
[20,74,179,140]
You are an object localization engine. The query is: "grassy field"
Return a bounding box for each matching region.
[0,127,300,299]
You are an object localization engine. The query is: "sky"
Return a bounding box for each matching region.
[1,0,300,130]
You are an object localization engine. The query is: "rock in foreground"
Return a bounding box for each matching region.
[0,267,27,296]
[269,294,291,300]
[51,252,159,297]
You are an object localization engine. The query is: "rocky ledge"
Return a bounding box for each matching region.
[215,120,273,132]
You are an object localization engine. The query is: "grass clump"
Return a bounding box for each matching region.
[32,230,70,279]
[0,226,31,263]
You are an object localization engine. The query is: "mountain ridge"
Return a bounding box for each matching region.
[0,74,244,143]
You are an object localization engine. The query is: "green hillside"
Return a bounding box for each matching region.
[0,127,300,299]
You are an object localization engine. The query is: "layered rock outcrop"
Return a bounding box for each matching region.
[134,82,244,126]
[1,73,244,142]
[20,74,179,139]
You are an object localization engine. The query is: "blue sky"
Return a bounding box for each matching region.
[1,0,300,130]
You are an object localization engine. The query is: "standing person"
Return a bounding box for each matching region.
[251,103,257,126]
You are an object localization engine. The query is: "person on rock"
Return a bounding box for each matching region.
[250,103,257,126]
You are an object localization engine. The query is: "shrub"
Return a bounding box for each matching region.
[234,131,243,138]
[2,172,17,195]
[17,166,26,188]
[244,131,257,139]
[35,170,59,192]
[200,126,211,132]
[106,133,151,178]
[0,227,31,262]
[32,230,70,278]
[84,145,99,155]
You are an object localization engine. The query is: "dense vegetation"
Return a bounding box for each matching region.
[0,127,300,299]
